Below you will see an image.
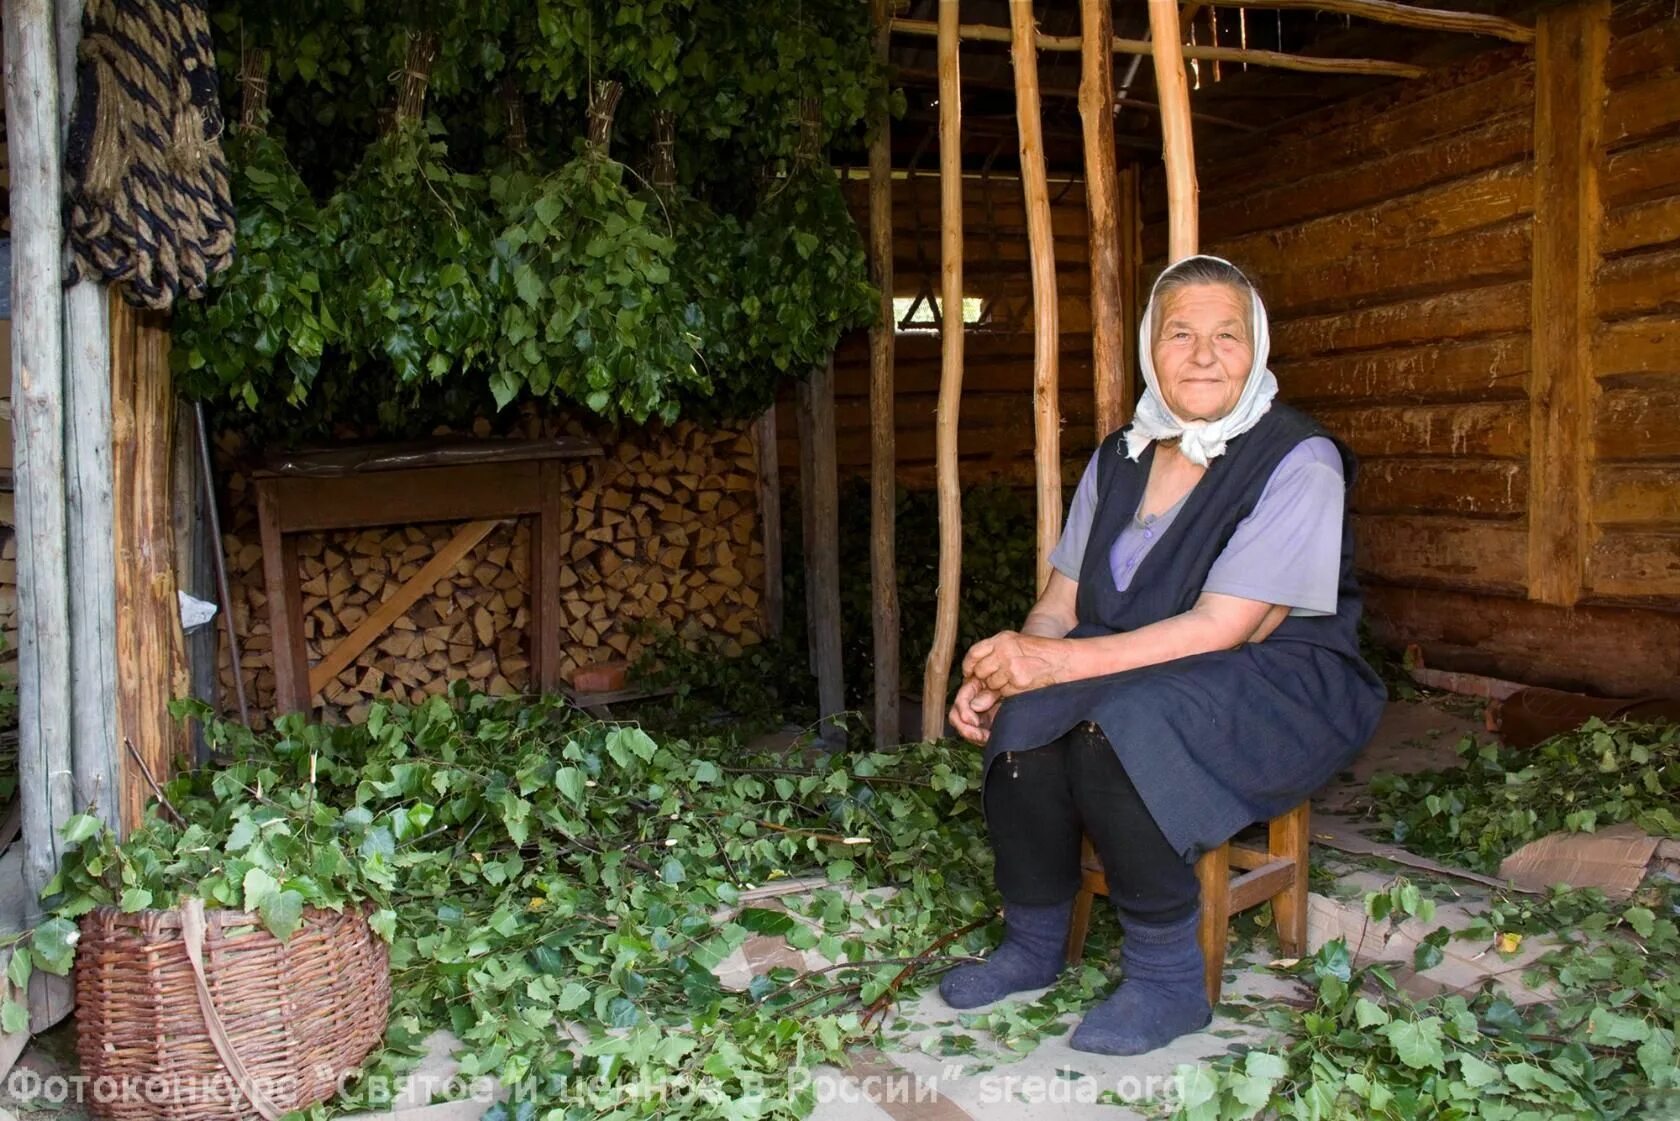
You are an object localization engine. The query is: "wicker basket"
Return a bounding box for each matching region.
[75,900,390,1121]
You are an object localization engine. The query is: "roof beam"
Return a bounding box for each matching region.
[1218,1,1535,44]
[890,17,1429,79]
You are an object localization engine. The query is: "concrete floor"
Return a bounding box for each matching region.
[3,697,1526,1121]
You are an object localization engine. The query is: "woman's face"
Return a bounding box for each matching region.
[1151,283,1254,422]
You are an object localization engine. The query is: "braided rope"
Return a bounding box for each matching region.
[65,0,235,310]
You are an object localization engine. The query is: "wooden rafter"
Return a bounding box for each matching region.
[1221,0,1535,44]
[890,17,1429,79]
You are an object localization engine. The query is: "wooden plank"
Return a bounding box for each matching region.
[1357,516,1529,593]
[1604,71,1680,150]
[1272,281,1530,357]
[798,359,844,739]
[255,481,309,716]
[1527,0,1607,608]
[1594,245,1680,320]
[1311,402,1528,459]
[261,463,544,532]
[1225,859,1296,915]
[1593,315,1680,378]
[1079,0,1129,440]
[1211,164,1534,279]
[1187,118,1534,250]
[1586,530,1680,597]
[1592,465,1680,526]
[1602,195,1680,256]
[1277,336,1528,405]
[1363,584,1680,698]
[307,519,500,697]
[1149,0,1198,263]
[1010,0,1061,596]
[535,460,563,694]
[1603,136,1680,209]
[752,407,784,640]
[869,0,897,747]
[1593,386,1680,459]
[1352,459,1527,518]
[923,0,964,744]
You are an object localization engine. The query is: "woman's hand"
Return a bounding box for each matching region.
[948,677,999,745]
[962,631,1069,698]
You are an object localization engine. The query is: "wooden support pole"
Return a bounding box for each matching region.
[1079,0,1132,440]
[890,17,1428,79]
[57,0,120,830]
[798,361,845,740]
[868,0,900,748]
[111,306,187,833]
[1011,0,1060,594]
[1527,0,1607,607]
[922,0,964,744]
[751,407,783,640]
[1150,0,1200,262]
[6,0,75,913]
[1219,0,1535,43]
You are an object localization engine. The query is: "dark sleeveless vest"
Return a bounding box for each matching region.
[983,404,1386,860]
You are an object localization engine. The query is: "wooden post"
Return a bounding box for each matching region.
[1118,162,1142,392]
[1527,0,1607,608]
[922,0,964,743]
[58,0,120,824]
[797,361,844,740]
[5,0,75,911]
[1149,0,1199,262]
[1080,0,1133,440]
[1011,0,1061,594]
[110,305,188,833]
[868,0,900,747]
[752,407,783,640]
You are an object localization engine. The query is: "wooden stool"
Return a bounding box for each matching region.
[1064,802,1311,1005]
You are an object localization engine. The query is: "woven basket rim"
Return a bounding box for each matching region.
[81,900,371,932]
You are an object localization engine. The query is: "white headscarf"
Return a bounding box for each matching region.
[1123,255,1279,466]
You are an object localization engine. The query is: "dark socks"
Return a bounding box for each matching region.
[1070,909,1212,1055]
[938,898,1072,1010]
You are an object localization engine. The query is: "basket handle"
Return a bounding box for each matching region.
[180,899,286,1121]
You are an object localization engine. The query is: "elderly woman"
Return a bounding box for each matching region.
[938,255,1385,1056]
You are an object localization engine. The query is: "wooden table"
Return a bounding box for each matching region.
[253,437,600,715]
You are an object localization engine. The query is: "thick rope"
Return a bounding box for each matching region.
[64,0,235,310]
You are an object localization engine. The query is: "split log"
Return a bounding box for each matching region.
[1079,0,1133,440]
[923,0,965,743]
[1010,0,1061,595]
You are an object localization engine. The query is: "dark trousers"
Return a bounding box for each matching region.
[984,723,1200,924]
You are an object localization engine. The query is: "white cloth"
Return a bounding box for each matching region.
[1123,255,1279,466]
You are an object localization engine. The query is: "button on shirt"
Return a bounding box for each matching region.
[1048,437,1346,616]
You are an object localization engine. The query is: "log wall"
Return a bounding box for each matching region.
[780,173,1106,487]
[1137,0,1679,696]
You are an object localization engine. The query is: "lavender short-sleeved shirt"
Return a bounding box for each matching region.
[1048,437,1345,617]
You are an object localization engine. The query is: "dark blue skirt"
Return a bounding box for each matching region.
[981,638,1385,861]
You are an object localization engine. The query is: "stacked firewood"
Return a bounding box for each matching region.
[216,419,767,724]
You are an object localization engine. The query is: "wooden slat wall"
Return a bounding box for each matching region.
[1145,42,1539,597]
[779,174,1104,488]
[1588,0,1680,601]
[1135,2,1680,696]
